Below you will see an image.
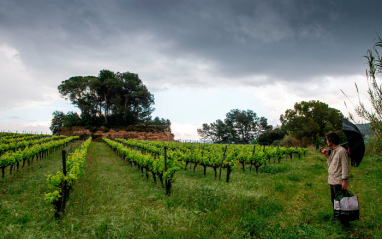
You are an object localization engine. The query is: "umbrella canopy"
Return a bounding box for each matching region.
[341,118,365,167]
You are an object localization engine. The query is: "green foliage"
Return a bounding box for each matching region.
[151,117,171,126]
[57,69,156,128]
[344,35,382,155]
[45,137,92,204]
[287,173,301,182]
[0,136,77,169]
[195,187,225,212]
[197,109,272,143]
[280,100,345,147]
[257,126,287,145]
[259,165,290,174]
[1,142,381,238]
[62,111,81,127]
[365,134,382,156]
[104,138,184,183]
[50,111,65,134]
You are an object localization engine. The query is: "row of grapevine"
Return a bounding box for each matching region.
[0,136,79,179]
[115,138,236,182]
[113,139,308,182]
[0,135,66,156]
[45,136,92,218]
[0,134,58,144]
[104,138,184,195]
[0,132,46,140]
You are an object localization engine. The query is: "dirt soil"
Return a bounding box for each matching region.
[58,127,174,141]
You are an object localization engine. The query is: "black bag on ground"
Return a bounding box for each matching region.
[333,190,359,221]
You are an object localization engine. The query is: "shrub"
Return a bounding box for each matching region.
[279,134,311,148]
[344,35,382,155]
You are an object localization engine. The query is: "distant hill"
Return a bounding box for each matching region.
[356,123,374,137]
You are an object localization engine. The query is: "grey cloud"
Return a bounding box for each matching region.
[0,0,381,91]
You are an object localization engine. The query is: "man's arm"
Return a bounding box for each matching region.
[341,150,350,190]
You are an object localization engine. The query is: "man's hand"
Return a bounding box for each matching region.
[342,179,348,190]
[320,148,329,158]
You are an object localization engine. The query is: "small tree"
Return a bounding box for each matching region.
[50,111,65,134]
[280,100,344,147]
[197,109,271,143]
[344,35,382,153]
[63,111,81,127]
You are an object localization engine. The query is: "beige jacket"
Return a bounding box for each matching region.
[327,145,350,185]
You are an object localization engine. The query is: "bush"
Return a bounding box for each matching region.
[279,134,311,148]
[271,140,281,146]
[344,35,382,155]
[365,135,382,155]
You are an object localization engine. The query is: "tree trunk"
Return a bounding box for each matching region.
[104,94,108,123]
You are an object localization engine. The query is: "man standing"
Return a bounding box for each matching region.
[321,131,350,227]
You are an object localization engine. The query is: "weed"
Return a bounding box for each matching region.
[275,181,286,191]
[287,174,301,182]
[259,165,290,174]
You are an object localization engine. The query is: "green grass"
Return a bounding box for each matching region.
[0,142,381,238]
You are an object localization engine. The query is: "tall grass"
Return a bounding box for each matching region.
[0,142,381,238]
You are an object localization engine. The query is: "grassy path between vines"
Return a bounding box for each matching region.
[1,141,381,238]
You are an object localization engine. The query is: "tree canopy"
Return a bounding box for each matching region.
[256,126,287,146]
[197,109,272,143]
[280,100,344,145]
[57,69,156,128]
[50,111,65,134]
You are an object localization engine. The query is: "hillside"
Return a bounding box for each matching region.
[356,123,374,137]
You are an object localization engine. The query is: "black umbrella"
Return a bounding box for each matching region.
[341,118,365,167]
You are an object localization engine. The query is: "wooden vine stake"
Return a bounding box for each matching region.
[164,146,171,196]
[250,144,255,171]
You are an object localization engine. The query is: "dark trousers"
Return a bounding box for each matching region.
[330,184,344,205]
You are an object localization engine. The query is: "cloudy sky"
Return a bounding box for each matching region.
[0,0,381,139]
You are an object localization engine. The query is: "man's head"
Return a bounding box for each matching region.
[326,131,340,147]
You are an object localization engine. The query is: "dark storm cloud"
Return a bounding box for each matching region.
[0,0,381,88]
[112,0,380,81]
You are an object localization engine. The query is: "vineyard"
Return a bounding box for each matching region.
[0,133,77,179]
[104,138,308,195]
[0,133,381,238]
